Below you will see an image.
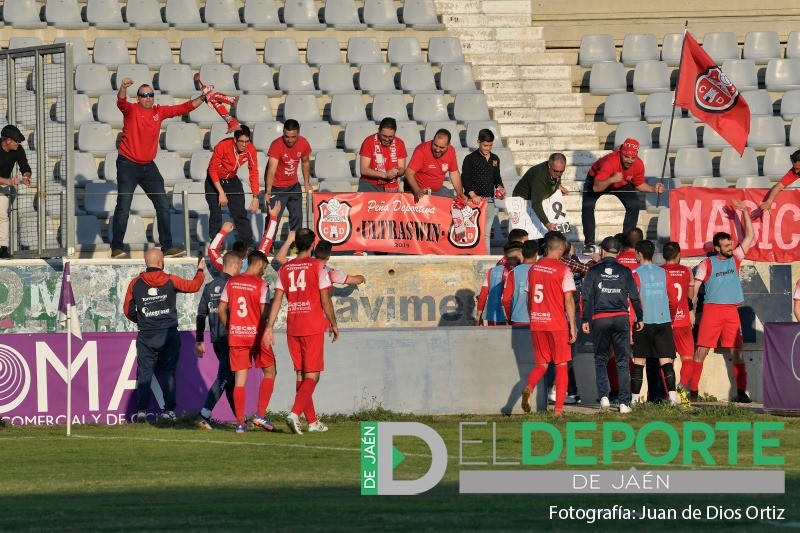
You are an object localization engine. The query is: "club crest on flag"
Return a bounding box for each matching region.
[694,67,740,113]
[317,198,352,244]
[448,205,480,248]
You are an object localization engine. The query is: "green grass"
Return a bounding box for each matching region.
[0,406,798,531]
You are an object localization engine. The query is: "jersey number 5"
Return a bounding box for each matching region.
[533,284,544,304]
[287,269,307,292]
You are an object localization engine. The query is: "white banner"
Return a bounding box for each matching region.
[506,192,570,239]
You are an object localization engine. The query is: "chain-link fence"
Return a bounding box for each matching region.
[1,44,73,259]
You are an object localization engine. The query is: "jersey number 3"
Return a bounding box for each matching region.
[236,296,247,318]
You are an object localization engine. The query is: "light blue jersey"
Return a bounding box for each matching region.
[696,248,745,305]
[634,264,671,324]
[482,265,507,323]
[509,264,533,324]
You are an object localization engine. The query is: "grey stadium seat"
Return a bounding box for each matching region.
[427,37,464,65]
[661,33,687,66]
[721,59,758,92]
[396,121,421,147]
[235,94,273,124]
[401,0,445,30]
[154,151,187,185]
[313,150,355,181]
[363,0,405,31]
[621,33,659,66]
[204,0,247,30]
[743,31,781,64]
[63,94,94,125]
[400,64,439,93]
[102,152,118,182]
[199,64,239,95]
[347,38,384,65]
[604,92,642,124]
[412,93,449,122]
[424,121,460,146]
[4,0,47,28]
[719,147,759,179]
[283,94,321,122]
[83,183,118,217]
[236,64,281,96]
[306,37,344,66]
[93,38,131,70]
[301,122,336,153]
[700,125,733,151]
[613,121,652,149]
[357,64,396,94]
[181,37,217,69]
[96,93,124,127]
[702,32,739,63]
[371,92,409,121]
[643,92,680,124]
[317,64,357,94]
[8,36,42,48]
[74,152,101,186]
[659,117,697,149]
[172,182,209,214]
[781,90,800,120]
[319,180,353,193]
[762,146,797,178]
[252,122,283,150]
[589,62,627,96]
[787,31,800,59]
[115,64,152,97]
[86,0,129,29]
[189,151,213,181]
[136,38,174,69]
[439,62,479,93]
[579,34,615,67]
[264,38,301,66]
[208,123,233,147]
[765,59,800,92]
[633,61,670,95]
[343,121,378,151]
[151,214,187,248]
[747,116,786,149]
[638,147,670,179]
[164,122,203,155]
[494,147,521,180]
[789,117,800,146]
[243,0,285,30]
[53,37,90,65]
[124,0,168,29]
[78,124,116,157]
[465,121,500,149]
[283,0,324,30]
[188,103,225,128]
[278,64,320,94]
[165,0,208,29]
[673,148,713,180]
[644,177,679,212]
[656,208,670,243]
[740,89,773,117]
[324,0,366,30]
[221,38,259,68]
[453,93,490,122]
[75,215,111,252]
[388,37,423,65]
[735,176,772,188]
[329,93,368,123]
[45,0,88,28]
[156,64,196,98]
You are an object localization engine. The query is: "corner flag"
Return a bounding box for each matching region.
[58,261,82,340]
[674,31,750,155]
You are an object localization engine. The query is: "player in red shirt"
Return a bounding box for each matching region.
[521,231,577,415]
[405,129,463,199]
[358,117,407,193]
[580,138,664,252]
[207,201,282,272]
[264,229,340,434]
[218,250,276,434]
[660,241,696,407]
[759,149,800,211]
[265,119,312,232]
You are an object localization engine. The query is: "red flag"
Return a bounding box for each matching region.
[675,31,750,155]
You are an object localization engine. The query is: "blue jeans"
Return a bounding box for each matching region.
[135,328,180,412]
[112,155,173,250]
[269,182,303,232]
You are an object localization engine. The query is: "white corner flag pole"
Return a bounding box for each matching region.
[66,259,73,438]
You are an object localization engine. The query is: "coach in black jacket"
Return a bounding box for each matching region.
[581,236,643,413]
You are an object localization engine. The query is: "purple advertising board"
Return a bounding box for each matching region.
[763,322,800,412]
[0,332,270,426]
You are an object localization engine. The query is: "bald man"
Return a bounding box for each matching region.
[124,249,205,422]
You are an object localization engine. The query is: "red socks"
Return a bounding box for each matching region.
[296,380,317,424]
[690,361,704,392]
[554,365,568,414]
[679,358,694,389]
[257,377,275,419]
[525,364,548,392]
[733,362,747,390]
[233,386,246,426]
[291,378,317,417]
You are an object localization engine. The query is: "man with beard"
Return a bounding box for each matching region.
[358,117,407,193]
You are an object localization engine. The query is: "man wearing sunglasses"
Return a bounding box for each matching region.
[513,152,569,232]
[112,77,205,259]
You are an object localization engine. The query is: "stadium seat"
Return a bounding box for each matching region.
[762,146,797,178]
[357,64,397,94]
[172,182,209,214]
[283,94,321,122]
[787,31,800,59]
[721,59,758,91]
[589,62,627,96]
[102,152,118,181]
[78,123,116,156]
[53,37,91,65]
[136,38,173,69]
[124,0,168,29]
[221,38,258,68]
[766,59,800,91]
[604,92,642,124]
[204,0,246,30]
[788,117,800,146]
[313,149,354,181]
[343,121,378,151]
[264,38,301,65]
[237,151,267,184]
[494,147,521,180]
[656,208,670,242]
[400,64,438,93]
[661,33,687,66]
[318,180,353,193]
[154,151,187,185]
[439,62,479,94]
[317,64,357,94]
[401,0,445,30]
[180,37,217,69]
[14,93,37,128]
[743,31,781,64]
[235,94,273,124]
[165,0,208,29]
[306,37,344,66]
[8,37,42,49]
[388,37,423,65]
[243,0,285,29]
[465,121,500,149]
[347,37,384,65]
[54,94,94,125]
[45,0,88,28]
[578,34,615,67]
[189,151,213,181]
[93,38,131,70]
[740,90,773,117]
[747,116,786,149]
[164,122,203,155]
[673,148,712,179]
[237,64,280,96]
[659,117,697,149]
[4,0,47,28]
[196,213,234,244]
[96,94,123,127]
[252,121,283,150]
[330,93,368,123]
[188,103,225,128]
[781,90,800,120]
[702,32,739,63]
[453,93,490,122]
[199,64,239,94]
[719,147,759,179]
[700,125,732,151]
[114,64,152,96]
[633,61,670,95]
[156,64,196,98]
[425,120,460,145]
[427,37,465,65]
[643,92,680,124]
[412,93,449,122]
[278,64,320,94]
[735,176,772,188]
[396,121,421,147]
[644,177,679,212]
[323,0,366,30]
[150,214,187,248]
[83,183,118,217]
[621,33,659,66]
[283,0,324,30]
[75,215,111,251]
[613,121,652,149]
[86,0,128,29]
[363,0,404,30]
[73,152,101,186]
[207,123,233,147]
[638,147,670,178]
[155,94,180,126]
[371,92,409,121]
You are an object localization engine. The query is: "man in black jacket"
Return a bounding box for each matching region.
[0,125,32,259]
[581,236,643,413]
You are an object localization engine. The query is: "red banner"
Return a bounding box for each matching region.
[312,192,488,255]
[669,188,800,262]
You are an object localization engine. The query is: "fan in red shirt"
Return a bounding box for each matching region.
[759,149,800,212]
[218,250,276,434]
[265,119,312,233]
[405,129,463,199]
[358,117,408,193]
[520,231,577,415]
[264,228,340,434]
[580,138,664,252]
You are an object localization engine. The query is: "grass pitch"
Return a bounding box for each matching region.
[0,405,798,531]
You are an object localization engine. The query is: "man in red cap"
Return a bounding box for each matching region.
[580,138,664,253]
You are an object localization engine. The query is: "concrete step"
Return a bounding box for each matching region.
[441,13,531,28]
[519,65,572,80]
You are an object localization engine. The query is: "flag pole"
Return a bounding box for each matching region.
[657,21,689,204]
[65,258,73,437]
